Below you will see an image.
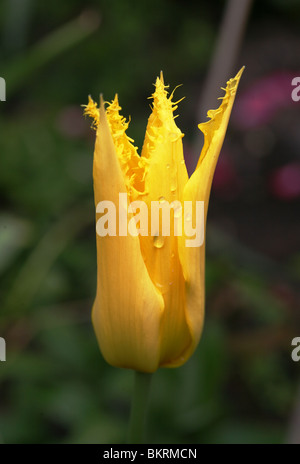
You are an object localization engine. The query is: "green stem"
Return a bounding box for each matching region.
[128,371,153,444]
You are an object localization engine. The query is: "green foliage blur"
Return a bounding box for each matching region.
[0,0,299,444]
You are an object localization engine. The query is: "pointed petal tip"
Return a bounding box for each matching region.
[235,66,245,80]
[224,66,244,97]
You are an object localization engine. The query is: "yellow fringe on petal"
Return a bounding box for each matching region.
[105,95,148,198]
[82,95,100,129]
[197,67,244,168]
[84,94,148,198]
[142,73,184,158]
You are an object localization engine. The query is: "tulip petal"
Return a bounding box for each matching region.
[92,98,164,373]
[175,68,244,366]
[139,74,192,365]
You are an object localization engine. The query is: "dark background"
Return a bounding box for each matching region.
[0,0,299,444]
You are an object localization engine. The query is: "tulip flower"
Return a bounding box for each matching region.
[84,69,243,373]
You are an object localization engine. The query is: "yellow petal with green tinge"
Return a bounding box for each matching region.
[84,68,243,372]
[177,68,244,365]
[92,98,164,373]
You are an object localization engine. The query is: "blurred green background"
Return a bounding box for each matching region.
[0,0,299,444]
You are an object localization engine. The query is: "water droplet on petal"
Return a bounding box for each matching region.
[174,204,182,218]
[158,196,165,203]
[155,280,169,294]
[170,132,178,142]
[153,235,164,248]
[166,164,170,169]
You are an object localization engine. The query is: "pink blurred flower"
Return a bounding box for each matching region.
[233,71,298,129]
[268,162,300,200]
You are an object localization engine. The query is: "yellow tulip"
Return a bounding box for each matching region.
[84,69,243,373]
